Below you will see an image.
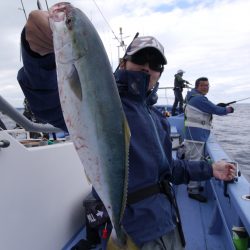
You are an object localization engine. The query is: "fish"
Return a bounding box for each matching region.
[48,2,138,249]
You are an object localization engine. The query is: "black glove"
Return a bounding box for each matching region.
[185,81,191,85]
[217,103,227,107]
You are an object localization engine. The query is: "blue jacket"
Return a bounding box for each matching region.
[17,29,213,246]
[185,89,228,142]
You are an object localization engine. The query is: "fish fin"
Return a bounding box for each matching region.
[68,64,82,101]
[124,117,131,155]
[120,117,131,222]
[107,235,139,250]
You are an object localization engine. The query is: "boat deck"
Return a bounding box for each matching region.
[176,183,227,250]
[64,182,228,250]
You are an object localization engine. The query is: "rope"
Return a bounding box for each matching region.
[91,0,120,44]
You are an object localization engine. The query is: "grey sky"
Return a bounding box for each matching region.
[1,0,250,107]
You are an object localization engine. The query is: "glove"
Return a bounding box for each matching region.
[226,106,234,113]
[185,81,190,85]
[217,103,227,107]
[25,10,54,56]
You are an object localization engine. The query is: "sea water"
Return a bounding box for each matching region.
[1,104,250,181]
[212,104,250,182]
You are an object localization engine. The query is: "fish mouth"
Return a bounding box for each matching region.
[49,2,73,22]
[49,2,86,63]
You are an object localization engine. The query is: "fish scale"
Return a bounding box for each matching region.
[48,2,138,249]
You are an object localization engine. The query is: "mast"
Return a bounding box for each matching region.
[117,27,129,64]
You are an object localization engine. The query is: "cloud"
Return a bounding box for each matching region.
[0,0,249,107]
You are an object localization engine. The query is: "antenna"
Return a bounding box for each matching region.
[114,31,139,74]
[117,27,130,64]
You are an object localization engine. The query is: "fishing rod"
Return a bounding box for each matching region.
[217,97,250,107]
[37,0,42,10]
[19,0,27,20]
[37,0,49,10]
[45,0,49,10]
[114,32,139,74]
[158,87,175,90]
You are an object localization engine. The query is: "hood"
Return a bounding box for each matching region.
[186,88,200,102]
[114,69,158,105]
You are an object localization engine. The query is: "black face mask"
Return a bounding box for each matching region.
[125,48,164,73]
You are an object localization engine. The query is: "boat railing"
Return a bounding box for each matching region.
[157,86,191,107]
[206,134,250,241]
[0,95,61,134]
[3,128,31,140]
[168,116,250,247]
[157,86,174,106]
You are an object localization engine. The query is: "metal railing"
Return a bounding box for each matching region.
[0,95,61,133]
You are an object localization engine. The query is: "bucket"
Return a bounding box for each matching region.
[232,226,249,250]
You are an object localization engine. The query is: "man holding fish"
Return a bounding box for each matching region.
[17,3,236,250]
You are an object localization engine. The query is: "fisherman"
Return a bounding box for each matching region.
[184,77,234,202]
[172,69,190,116]
[17,9,236,250]
[23,97,36,122]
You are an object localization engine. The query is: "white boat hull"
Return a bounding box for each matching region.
[0,130,91,250]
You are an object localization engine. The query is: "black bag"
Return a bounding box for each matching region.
[83,194,111,246]
[84,196,110,229]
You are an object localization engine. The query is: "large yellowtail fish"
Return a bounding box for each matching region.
[49,2,137,249]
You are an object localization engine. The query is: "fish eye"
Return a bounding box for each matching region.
[65,13,74,29]
[66,17,72,25]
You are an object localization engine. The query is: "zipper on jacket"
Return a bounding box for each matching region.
[144,103,170,171]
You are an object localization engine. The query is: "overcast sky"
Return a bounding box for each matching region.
[0,0,250,107]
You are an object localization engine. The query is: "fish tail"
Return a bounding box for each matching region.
[107,235,139,250]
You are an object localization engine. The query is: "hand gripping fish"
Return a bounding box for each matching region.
[49,2,138,250]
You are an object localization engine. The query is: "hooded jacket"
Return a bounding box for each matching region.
[17,29,213,246]
[184,88,228,142]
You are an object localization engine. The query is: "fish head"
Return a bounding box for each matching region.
[49,2,87,64]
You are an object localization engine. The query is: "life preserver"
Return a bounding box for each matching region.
[185,104,212,130]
